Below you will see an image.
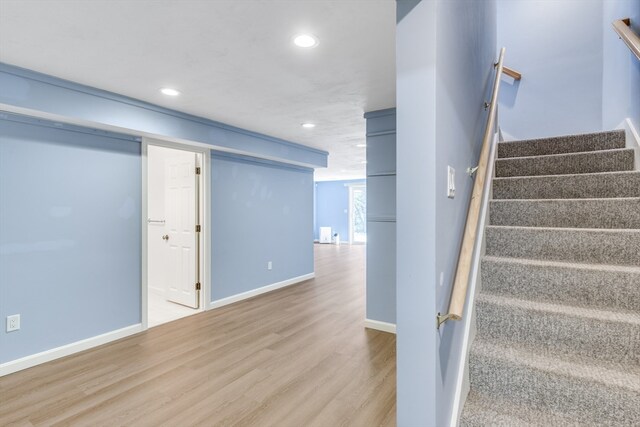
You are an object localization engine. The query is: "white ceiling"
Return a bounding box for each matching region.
[0,0,396,181]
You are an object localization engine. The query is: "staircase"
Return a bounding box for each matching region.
[460,130,640,426]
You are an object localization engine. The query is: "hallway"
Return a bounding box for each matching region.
[0,244,396,427]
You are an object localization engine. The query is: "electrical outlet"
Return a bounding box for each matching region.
[447,166,456,198]
[7,314,20,332]
[267,261,272,270]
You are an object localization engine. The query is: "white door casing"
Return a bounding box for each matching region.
[165,150,199,308]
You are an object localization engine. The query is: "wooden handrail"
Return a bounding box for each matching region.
[613,18,640,61]
[437,47,517,329]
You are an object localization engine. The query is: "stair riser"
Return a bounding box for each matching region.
[475,300,640,364]
[489,199,640,229]
[495,149,634,177]
[485,227,640,266]
[469,350,640,425]
[493,172,640,199]
[497,130,626,158]
[481,259,640,312]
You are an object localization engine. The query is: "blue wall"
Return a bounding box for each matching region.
[396,1,497,426]
[0,115,141,363]
[602,0,640,132]
[211,154,314,301]
[497,0,605,140]
[313,179,365,242]
[365,109,396,325]
[0,66,321,367]
[497,0,640,140]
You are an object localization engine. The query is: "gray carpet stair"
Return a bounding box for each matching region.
[493,171,640,200]
[497,129,626,158]
[481,257,640,312]
[490,197,640,229]
[461,129,640,426]
[495,148,634,177]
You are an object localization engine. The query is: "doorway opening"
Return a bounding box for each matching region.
[349,184,367,244]
[144,142,208,328]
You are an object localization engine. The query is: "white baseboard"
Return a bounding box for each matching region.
[618,118,640,171]
[0,324,143,377]
[364,318,396,334]
[208,273,315,310]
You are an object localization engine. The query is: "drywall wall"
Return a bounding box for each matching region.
[602,0,640,132]
[0,65,320,369]
[496,0,604,139]
[365,108,396,325]
[396,1,439,425]
[211,153,314,301]
[396,0,497,426]
[313,179,365,243]
[0,115,141,364]
[434,1,497,426]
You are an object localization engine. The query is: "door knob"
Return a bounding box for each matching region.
[162,235,169,241]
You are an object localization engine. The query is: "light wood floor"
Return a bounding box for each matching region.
[0,244,396,427]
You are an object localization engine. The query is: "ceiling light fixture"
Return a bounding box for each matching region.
[356,144,367,148]
[160,87,180,96]
[301,123,316,128]
[361,160,368,164]
[293,34,319,48]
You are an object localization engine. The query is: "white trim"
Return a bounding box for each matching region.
[208,273,315,310]
[449,131,499,427]
[364,319,397,334]
[142,139,211,330]
[0,324,142,377]
[617,118,640,170]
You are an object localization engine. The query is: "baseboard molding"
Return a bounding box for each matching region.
[364,319,396,334]
[208,273,315,310]
[0,323,143,377]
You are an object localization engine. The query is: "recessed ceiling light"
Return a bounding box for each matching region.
[160,87,180,96]
[293,34,319,48]
[301,123,316,128]
[361,160,368,164]
[356,144,367,148]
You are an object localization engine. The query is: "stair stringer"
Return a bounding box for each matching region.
[449,131,499,427]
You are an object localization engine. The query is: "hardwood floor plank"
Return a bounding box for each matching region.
[0,245,396,426]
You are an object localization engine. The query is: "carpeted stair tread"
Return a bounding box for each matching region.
[497,130,625,158]
[481,256,640,312]
[464,129,640,425]
[460,391,587,427]
[489,197,640,228]
[468,340,640,425]
[485,225,640,266]
[493,170,640,199]
[475,293,640,364]
[495,148,634,177]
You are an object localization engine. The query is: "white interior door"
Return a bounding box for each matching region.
[165,150,199,308]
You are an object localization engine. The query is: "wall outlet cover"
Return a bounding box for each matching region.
[7,314,20,332]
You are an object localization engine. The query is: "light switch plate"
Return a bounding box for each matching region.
[447,166,456,198]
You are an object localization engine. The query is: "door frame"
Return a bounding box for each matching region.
[142,137,211,330]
